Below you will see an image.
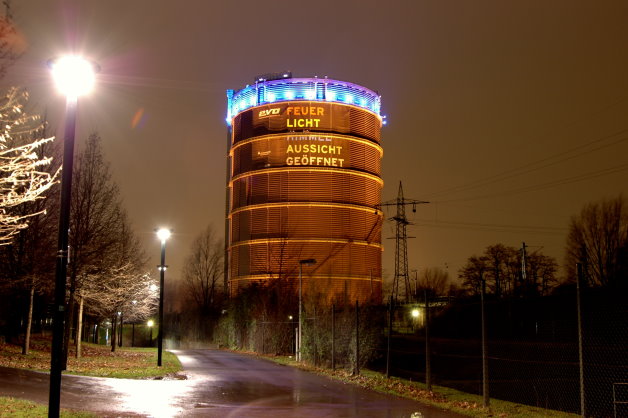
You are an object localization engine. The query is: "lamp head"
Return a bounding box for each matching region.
[156,228,171,243]
[49,55,99,98]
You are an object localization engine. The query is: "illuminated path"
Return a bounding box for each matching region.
[0,350,463,417]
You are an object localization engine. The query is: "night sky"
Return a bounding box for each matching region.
[6,0,628,288]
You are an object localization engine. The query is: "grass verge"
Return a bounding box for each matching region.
[0,337,182,416]
[0,397,94,417]
[0,337,181,378]
[267,356,578,418]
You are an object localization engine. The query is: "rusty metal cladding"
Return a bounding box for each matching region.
[226,77,384,305]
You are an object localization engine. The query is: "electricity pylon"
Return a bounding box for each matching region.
[380,181,428,303]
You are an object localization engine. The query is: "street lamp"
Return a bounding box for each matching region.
[147,320,154,346]
[298,258,316,362]
[156,228,171,366]
[48,55,98,418]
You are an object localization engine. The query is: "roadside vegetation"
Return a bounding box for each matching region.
[268,355,578,418]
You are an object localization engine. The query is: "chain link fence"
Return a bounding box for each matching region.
[382,286,628,417]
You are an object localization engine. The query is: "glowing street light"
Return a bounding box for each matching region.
[156,228,171,242]
[156,228,171,366]
[147,320,154,346]
[50,56,97,98]
[48,55,98,418]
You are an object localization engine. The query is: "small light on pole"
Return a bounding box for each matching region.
[48,54,98,418]
[298,258,316,362]
[156,228,171,366]
[147,320,154,346]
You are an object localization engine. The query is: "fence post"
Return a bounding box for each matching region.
[576,263,585,418]
[425,289,432,391]
[354,300,360,375]
[331,303,335,371]
[261,316,265,355]
[386,295,393,378]
[481,276,490,408]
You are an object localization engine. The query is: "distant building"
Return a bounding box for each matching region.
[225,74,384,304]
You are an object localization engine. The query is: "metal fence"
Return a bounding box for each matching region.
[382,285,628,417]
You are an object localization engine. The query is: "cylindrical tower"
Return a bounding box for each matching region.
[226,74,384,304]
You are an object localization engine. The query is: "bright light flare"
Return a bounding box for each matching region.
[49,55,97,98]
[147,320,154,327]
[411,309,420,318]
[156,228,171,242]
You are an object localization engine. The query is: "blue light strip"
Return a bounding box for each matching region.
[226,77,382,125]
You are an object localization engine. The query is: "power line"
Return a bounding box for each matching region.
[424,128,628,200]
[440,160,628,203]
[412,218,568,235]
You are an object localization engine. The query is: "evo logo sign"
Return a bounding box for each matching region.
[258,108,282,118]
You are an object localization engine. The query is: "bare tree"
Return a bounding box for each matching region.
[62,133,125,358]
[183,224,224,315]
[484,244,512,298]
[526,252,558,296]
[418,267,450,298]
[459,255,488,296]
[0,88,58,244]
[0,3,57,347]
[77,210,150,354]
[82,266,156,353]
[2,147,58,352]
[565,195,628,287]
[0,96,58,350]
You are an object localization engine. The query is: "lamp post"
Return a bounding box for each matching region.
[156,228,171,366]
[298,258,316,362]
[48,55,98,418]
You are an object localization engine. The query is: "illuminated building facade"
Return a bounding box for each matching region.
[226,74,384,304]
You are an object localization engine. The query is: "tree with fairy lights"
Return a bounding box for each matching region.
[0,87,58,244]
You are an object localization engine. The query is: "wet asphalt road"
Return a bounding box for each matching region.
[0,349,464,417]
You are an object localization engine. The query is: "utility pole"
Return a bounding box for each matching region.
[521,242,527,283]
[379,181,428,303]
[520,241,528,296]
[412,269,419,302]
